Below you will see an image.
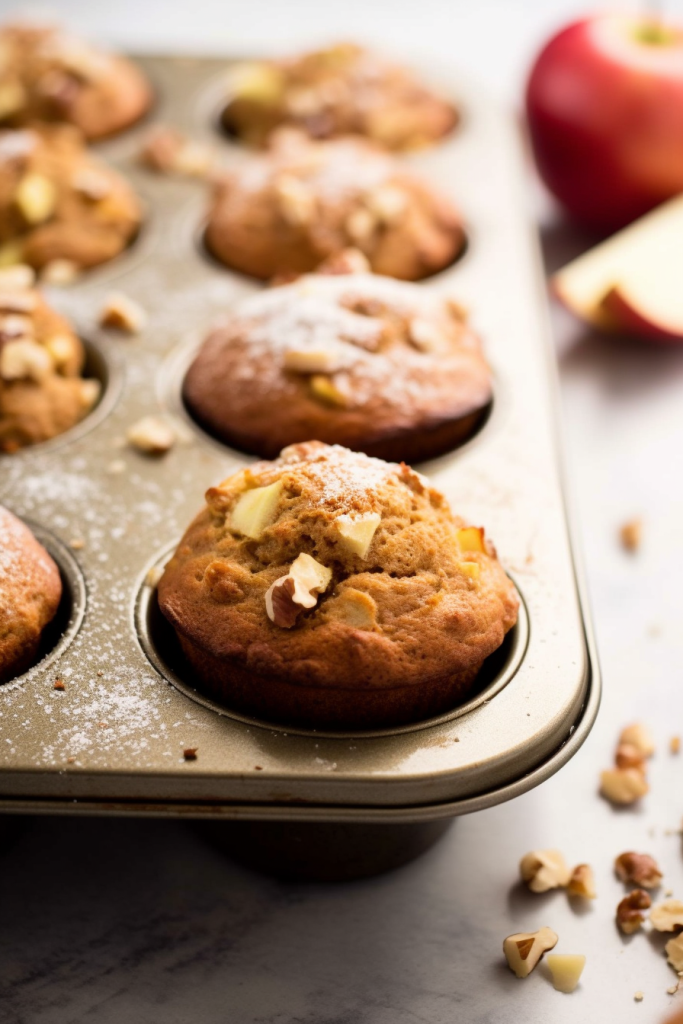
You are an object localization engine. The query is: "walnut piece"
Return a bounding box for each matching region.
[671,736,681,755]
[283,345,345,374]
[650,901,683,933]
[265,553,332,628]
[0,339,52,382]
[619,723,655,758]
[140,126,213,177]
[40,259,81,285]
[617,889,651,934]
[600,768,649,804]
[520,850,571,893]
[615,852,662,890]
[99,292,147,334]
[619,518,642,552]
[666,933,683,972]
[546,954,586,993]
[567,864,596,899]
[126,415,176,456]
[615,742,646,772]
[503,927,558,978]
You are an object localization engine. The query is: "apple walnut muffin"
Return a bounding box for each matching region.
[205,128,465,281]
[222,42,458,150]
[158,442,519,729]
[184,254,491,462]
[0,22,152,141]
[0,264,99,452]
[0,124,142,271]
[0,505,62,683]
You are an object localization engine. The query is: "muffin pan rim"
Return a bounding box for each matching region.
[0,53,600,818]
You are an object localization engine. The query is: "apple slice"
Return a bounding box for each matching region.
[552,194,683,336]
[602,269,683,343]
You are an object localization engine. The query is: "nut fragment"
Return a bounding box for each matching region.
[265,553,332,628]
[309,374,348,407]
[600,768,649,804]
[334,512,381,559]
[615,852,662,890]
[14,173,56,224]
[326,588,377,629]
[0,264,35,290]
[616,889,651,934]
[503,927,558,978]
[126,415,176,456]
[567,864,596,899]
[283,345,345,374]
[230,479,283,540]
[671,736,681,755]
[0,339,52,382]
[666,933,683,972]
[139,126,213,177]
[520,849,571,893]
[620,518,642,552]
[99,292,147,334]
[365,185,407,223]
[615,742,646,772]
[619,723,655,758]
[40,259,81,285]
[275,175,315,225]
[546,954,586,993]
[650,901,683,933]
[72,168,112,201]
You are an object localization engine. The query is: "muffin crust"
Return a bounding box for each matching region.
[184,265,492,462]
[0,265,99,452]
[0,124,142,271]
[205,128,465,281]
[158,442,519,729]
[0,22,152,140]
[0,505,62,683]
[223,42,458,150]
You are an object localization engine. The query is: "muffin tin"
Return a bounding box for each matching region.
[0,54,600,821]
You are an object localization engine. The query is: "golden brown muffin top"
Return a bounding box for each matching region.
[207,128,464,281]
[0,22,152,140]
[0,504,62,683]
[158,442,519,691]
[223,42,458,150]
[0,123,142,270]
[184,262,491,448]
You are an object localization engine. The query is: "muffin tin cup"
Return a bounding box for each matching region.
[0,55,600,824]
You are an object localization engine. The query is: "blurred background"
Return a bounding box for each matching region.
[2,2,683,1022]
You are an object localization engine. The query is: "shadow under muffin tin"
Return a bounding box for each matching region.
[0,54,598,822]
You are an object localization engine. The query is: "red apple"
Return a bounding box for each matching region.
[526,14,683,232]
[603,281,683,344]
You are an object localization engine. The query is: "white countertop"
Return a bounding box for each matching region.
[2,2,683,1022]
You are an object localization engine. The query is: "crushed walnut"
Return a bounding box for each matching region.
[617,889,651,934]
[503,927,558,978]
[265,553,332,628]
[139,125,214,178]
[615,852,662,890]
[99,292,147,334]
[619,518,642,552]
[519,849,570,893]
[126,415,176,456]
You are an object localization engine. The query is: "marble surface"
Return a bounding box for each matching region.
[3,2,683,1022]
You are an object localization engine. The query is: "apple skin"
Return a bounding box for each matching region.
[602,285,683,344]
[526,15,683,233]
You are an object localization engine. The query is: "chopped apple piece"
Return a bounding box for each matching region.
[458,562,480,580]
[552,194,683,335]
[334,512,381,559]
[546,954,586,993]
[15,173,56,225]
[230,479,283,540]
[456,526,485,553]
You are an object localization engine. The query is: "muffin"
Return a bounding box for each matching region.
[158,442,519,730]
[222,42,458,150]
[0,505,62,683]
[0,124,142,271]
[184,254,491,462]
[0,22,152,140]
[0,264,99,452]
[205,128,465,281]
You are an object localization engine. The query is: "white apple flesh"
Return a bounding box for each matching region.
[552,194,683,342]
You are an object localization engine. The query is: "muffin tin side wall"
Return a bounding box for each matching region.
[0,56,596,816]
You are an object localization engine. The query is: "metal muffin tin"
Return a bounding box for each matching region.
[0,54,600,822]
